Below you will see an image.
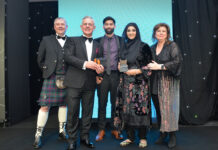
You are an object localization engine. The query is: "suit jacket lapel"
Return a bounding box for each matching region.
[100,37,104,47]
[79,36,88,60]
[115,35,120,49]
[50,35,60,54]
[63,37,70,48]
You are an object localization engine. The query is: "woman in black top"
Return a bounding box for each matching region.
[148,23,182,148]
[114,23,152,148]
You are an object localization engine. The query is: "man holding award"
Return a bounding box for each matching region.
[95,16,124,141]
[64,16,104,150]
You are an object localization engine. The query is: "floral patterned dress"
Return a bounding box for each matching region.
[114,42,152,130]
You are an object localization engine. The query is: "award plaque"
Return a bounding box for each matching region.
[94,58,101,64]
[120,59,128,72]
[94,58,103,83]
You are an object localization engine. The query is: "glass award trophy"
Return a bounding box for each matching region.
[120,59,128,72]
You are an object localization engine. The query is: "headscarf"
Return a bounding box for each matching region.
[121,23,142,66]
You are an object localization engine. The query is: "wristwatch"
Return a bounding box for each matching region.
[161,64,165,70]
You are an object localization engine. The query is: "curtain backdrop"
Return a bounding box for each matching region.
[29,2,58,114]
[173,0,218,124]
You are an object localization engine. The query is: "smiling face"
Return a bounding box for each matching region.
[155,26,168,42]
[126,26,137,40]
[103,20,115,35]
[80,17,96,37]
[54,18,67,36]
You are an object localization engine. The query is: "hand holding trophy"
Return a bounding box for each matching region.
[119,59,128,72]
[94,58,103,84]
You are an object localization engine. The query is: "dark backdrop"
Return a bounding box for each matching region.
[173,0,218,124]
[5,0,30,125]
[213,0,218,120]
[29,2,58,114]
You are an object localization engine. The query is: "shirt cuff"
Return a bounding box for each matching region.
[82,61,87,70]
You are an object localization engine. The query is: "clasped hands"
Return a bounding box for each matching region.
[85,61,104,74]
[118,62,153,76]
[85,60,104,85]
[147,60,162,70]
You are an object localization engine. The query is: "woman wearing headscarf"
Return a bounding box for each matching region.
[114,23,152,148]
[148,23,182,148]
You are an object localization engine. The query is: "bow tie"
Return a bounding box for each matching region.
[57,35,66,40]
[83,36,93,43]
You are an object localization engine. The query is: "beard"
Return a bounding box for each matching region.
[104,28,114,35]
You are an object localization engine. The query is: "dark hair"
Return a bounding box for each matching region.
[103,16,115,24]
[122,22,141,41]
[152,23,171,43]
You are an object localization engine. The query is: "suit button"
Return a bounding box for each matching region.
[54,60,57,63]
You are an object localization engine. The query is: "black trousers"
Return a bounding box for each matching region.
[97,71,119,130]
[66,87,95,143]
[126,125,147,141]
[151,94,161,128]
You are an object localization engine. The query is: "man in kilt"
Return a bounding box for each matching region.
[33,17,69,149]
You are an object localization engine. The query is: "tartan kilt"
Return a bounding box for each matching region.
[38,75,66,106]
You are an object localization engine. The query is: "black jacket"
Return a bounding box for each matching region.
[37,35,70,79]
[64,36,104,90]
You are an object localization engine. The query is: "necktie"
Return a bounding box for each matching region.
[106,38,111,75]
[83,36,93,43]
[57,35,66,40]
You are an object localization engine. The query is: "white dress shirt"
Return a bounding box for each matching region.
[56,34,66,47]
[85,39,93,61]
[82,36,93,70]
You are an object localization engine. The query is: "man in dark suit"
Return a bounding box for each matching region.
[95,16,124,142]
[33,17,69,149]
[64,16,104,150]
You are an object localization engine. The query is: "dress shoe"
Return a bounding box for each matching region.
[80,139,95,148]
[95,130,105,141]
[33,135,42,149]
[168,132,176,148]
[67,143,77,150]
[58,131,68,140]
[111,130,123,140]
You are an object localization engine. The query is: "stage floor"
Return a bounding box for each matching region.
[1,112,218,150]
